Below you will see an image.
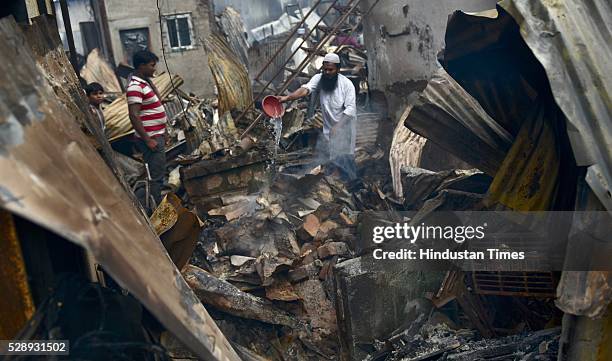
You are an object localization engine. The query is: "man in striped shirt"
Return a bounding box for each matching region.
[127,50,167,206]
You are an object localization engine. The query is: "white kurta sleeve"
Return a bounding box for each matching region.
[301,73,322,94]
[342,79,357,118]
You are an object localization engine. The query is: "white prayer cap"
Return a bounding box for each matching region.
[323,53,340,64]
[297,28,306,35]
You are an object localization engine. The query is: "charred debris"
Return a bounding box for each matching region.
[0,1,610,361]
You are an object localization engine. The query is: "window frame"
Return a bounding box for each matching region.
[163,13,196,51]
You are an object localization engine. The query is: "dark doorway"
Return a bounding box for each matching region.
[119,27,150,66]
[80,21,101,55]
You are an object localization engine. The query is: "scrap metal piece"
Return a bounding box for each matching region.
[472,271,557,298]
[0,17,238,361]
[555,271,612,318]
[556,176,612,318]
[150,193,201,270]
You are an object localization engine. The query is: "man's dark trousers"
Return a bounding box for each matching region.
[136,135,165,205]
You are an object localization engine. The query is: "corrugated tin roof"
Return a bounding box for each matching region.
[219,6,250,68]
[310,111,380,149]
[355,112,381,148]
[389,105,427,198]
[500,0,612,210]
[205,33,253,116]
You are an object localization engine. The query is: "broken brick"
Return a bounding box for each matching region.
[266,280,301,301]
[303,214,320,237]
[319,256,338,281]
[293,279,337,333]
[288,263,320,283]
[317,242,350,259]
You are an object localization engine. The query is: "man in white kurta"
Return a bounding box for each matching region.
[278,53,357,179]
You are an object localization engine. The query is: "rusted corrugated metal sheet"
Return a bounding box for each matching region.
[389,106,427,198]
[556,271,612,318]
[80,48,122,93]
[205,33,253,116]
[441,8,580,211]
[355,112,381,149]
[404,68,514,176]
[0,17,239,361]
[499,0,612,211]
[0,210,35,339]
[219,6,250,68]
[484,103,563,211]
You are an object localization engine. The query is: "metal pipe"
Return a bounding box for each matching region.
[241,0,370,138]
[59,0,79,73]
[234,0,345,129]
[253,0,326,82]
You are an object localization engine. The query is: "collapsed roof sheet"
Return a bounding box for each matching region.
[0,16,239,361]
[404,68,514,176]
[80,48,122,93]
[205,33,253,116]
[499,0,612,211]
[219,6,250,68]
[440,6,583,211]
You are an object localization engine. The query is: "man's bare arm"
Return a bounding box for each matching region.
[128,103,157,149]
[278,87,309,103]
[148,79,163,100]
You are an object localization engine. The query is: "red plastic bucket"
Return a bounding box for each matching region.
[262,95,286,118]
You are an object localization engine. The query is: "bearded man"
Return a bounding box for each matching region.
[278,53,357,179]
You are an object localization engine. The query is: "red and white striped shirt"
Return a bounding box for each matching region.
[127,75,167,138]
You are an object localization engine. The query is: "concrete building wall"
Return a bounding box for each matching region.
[104,0,215,97]
[361,0,498,120]
[54,0,94,56]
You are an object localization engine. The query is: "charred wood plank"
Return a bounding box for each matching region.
[183,265,301,328]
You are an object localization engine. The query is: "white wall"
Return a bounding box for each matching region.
[103,0,215,97]
[54,0,94,56]
[362,0,498,119]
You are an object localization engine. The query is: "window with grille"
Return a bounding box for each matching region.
[164,14,194,50]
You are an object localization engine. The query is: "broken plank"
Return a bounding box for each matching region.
[183,265,300,328]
